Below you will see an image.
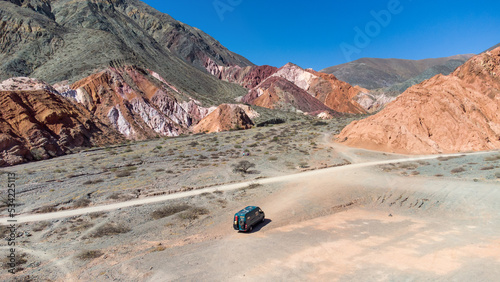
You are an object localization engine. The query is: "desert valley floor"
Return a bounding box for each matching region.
[1,118,499,281]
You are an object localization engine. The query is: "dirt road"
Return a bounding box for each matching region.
[0,151,491,225]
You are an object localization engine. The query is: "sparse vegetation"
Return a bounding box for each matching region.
[32,221,51,232]
[178,207,209,220]
[451,167,466,174]
[232,160,256,174]
[83,179,104,185]
[74,198,91,208]
[115,170,133,178]
[151,204,190,220]
[485,154,500,162]
[77,250,104,260]
[91,223,131,238]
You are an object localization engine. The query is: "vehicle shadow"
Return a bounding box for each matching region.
[240,219,272,233]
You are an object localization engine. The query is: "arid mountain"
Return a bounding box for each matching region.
[321,55,474,90]
[0,66,260,166]
[242,63,366,115]
[338,47,500,154]
[0,0,248,105]
[0,78,124,166]
[192,104,256,133]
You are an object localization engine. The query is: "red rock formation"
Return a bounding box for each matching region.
[305,70,367,114]
[338,47,500,154]
[242,76,334,114]
[192,104,255,133]
[0,88,123,166]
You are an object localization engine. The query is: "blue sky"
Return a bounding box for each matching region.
[142,0,500,70]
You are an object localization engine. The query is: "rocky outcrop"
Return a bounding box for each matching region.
[192,104,256,133]
[204,58,277,89]
[0,87,123,166]
[353,90,395,113]
[70,66,213,139]
[338,47,500,154]
[242,63,366,115]
[242,76,333,114]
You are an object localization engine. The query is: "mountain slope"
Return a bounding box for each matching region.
[256,63,366,114]
[338,47,500,154]
[242,76,333,114]
[321,55,474,90]
[0,78,124,166]
[0,0,248,105]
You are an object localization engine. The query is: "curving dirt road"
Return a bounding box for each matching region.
[0,150,491,225]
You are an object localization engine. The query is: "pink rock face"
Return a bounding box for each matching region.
[338,47,500,154]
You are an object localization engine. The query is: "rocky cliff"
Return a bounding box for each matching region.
[338,47,500,154]
[0,79,124,166]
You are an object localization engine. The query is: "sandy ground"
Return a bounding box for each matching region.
[0,118,499,281]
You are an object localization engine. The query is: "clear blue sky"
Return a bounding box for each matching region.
[143,0,500,70]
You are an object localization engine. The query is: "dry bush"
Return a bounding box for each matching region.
[89,212,106,219]
[1,252,27,271]
[485,154,500,162]
[74,198,91,208]
[37,205,57,213]
[451,167,466,174]
[32,221,51,232]
[70,221,94,232]
[77,250,103,260]
[398,163,419,170]
[115,170,132,178]
[246,183,262,190]
[481,166,494,171]
[178,207,209,220]
[91,223,130,238]
[151,204,190,220]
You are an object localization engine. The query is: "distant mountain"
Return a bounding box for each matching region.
[338,46,500,154]
[0,0,250,105]
[484,43,500,53]
[321,55,474,91]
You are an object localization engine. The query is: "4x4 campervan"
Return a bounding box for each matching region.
[233,206,265,232]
